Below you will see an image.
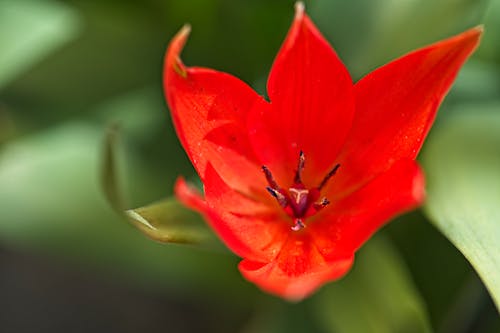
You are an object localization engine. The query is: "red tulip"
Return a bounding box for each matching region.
[163,3,481,300]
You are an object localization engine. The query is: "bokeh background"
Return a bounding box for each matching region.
[1,0,499,332]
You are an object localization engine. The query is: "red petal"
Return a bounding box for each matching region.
[238,159,421,301]
[248,3,355,187]
[333,27,482,193]
[309,159,425,257]
[174,176,208,213]
[176,166,289,262]
[164,25,269,194]
[239,233,354,301]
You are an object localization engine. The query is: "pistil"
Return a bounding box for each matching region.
[262,151,340,231]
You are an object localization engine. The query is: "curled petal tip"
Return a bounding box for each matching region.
[452,25,484,53]
[174,176,207,212]
[466,24,484,40]
[462,25,484,42]
[472,25,485,41]
[179,24,192,38]
[166,24,192,78]
[171,23,191,48]
[171,23,192,51]
[474,24,484,33]
[294,1,305,20]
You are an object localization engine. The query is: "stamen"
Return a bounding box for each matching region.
[313,197,330,211]
[262,165,279,189]
[266,187,287,207]
[294,150,306,184]
[262,153,340,232]
[318,163,340,190]
[291,219,306,231]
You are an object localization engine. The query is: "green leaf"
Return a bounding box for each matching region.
[422,104,500,311]
[312,236,432,333]
[100,123,217,246]
[0,122,249,302]
[93,87,192,203]
[125,199,215,245]
[101,124,124,212]
[0,0,81,88]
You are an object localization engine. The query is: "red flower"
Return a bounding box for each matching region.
[163,3,481,300]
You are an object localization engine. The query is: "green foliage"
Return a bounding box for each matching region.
[315,237,431,333]
[0,122,252,302]
[0,0,499,331]
[422,105,500,311]
[124,198,216,245]
[100,121,218,246]
[313,236,431,333]
[241,237,431,333]
[0,0,81,88]
[312,0,487,78]
[477,0,500,63]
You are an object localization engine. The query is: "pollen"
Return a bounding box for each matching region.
[262,151,340,231]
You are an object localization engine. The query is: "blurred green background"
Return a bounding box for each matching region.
[0,0,499,332]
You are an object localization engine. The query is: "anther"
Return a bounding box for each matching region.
[262,165,279,189]
[291,219,306,231]
[318,163,340,190]
[262,153,341,232]
[266,187,288,207]
[294,150,306,184]
[313,197,330,211]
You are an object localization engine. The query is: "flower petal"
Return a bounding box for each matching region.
[164,25,269,194]
[239,159,421,301]
[176,165,289,262]
[333,27,482,193]
[248,3,355,187]
[309,159,425,257]
[239,234,354,301]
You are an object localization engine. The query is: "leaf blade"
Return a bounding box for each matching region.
[422,104,500,311]
[312,236,432,333]
[125,198,215,245]
[100,124,217,246]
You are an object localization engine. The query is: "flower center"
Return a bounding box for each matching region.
[262,151,340,231]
